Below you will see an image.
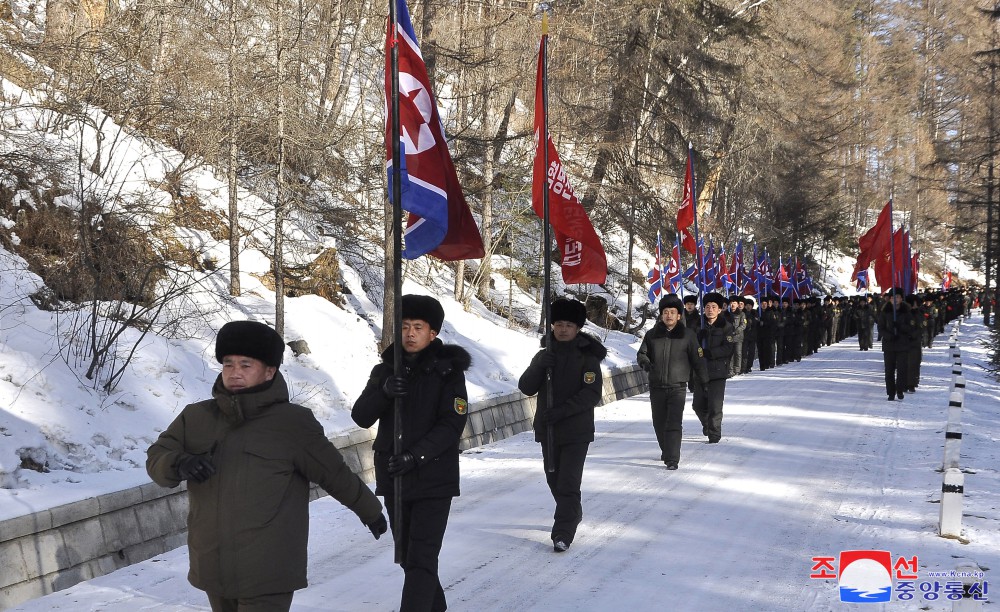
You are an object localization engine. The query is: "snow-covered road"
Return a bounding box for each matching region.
[12,319,999,611]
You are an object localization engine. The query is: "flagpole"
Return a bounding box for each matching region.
[676,232,684,298]
[688,143,706,332]
[754,244,761,316]
[654,230,662,303]
[888,197,898,321]
[387,0,405,565]
[539,12,556,474]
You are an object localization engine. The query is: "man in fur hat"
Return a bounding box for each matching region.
[637,294,708,469]
[682,294,700,330]
[877,288,918,401]
[147,320,386,612]
[352,294,470,612]
[692,292,736,443]
[519,297,606,552]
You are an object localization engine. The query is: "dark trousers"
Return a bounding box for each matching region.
[757,336,775,369]
[649,386,687,463]
[858,328,873,350]
[907,345,922,389]
[540,441,589,544]
[207,592,293,612]
[775,334,785,364]
[785,335,801,362]
[384,494,452,612]
[692,379,727,440]
[742,340,757,373]
[883,350,909,397]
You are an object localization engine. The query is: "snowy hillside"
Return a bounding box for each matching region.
[0,73,647,505]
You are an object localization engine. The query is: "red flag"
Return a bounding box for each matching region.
[677,151,696,254]
[874,228,907,289]
[856,201,892,269]
[532,35,607,284]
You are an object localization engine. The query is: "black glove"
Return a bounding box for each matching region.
[176,454,216,483]
[381,375,409,398]
[533,351,556,370]
[366,513,388,540]
[638,358,651,372]
[387,452,416,476]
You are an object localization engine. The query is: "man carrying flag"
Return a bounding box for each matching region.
[522,11,606,558]
[378,1,481,609]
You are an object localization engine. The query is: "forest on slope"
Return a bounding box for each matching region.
[1,0,997,338]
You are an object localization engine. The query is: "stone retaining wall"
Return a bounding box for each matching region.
[0,365,646,610]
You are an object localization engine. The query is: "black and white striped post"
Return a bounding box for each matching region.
[952,373,966,394]
[939,467,964,538]
[943,390,964,471]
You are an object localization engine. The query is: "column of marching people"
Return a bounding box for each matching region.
[142,287,978,612]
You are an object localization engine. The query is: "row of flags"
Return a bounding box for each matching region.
[850,201,921,293]
[387,1,922,313]
[646,232,817,304]
[650,142,816,305]
[385,0,606,284]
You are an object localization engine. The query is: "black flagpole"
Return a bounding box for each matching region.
[888,197,898,322]
[539,13,556,474]
[388,0,404,565]
[688,143,706,335]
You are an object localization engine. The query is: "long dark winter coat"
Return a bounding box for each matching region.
[146,373,382,599]
[518,332,606,445]
[697,317,737,381]
[877,301,919,353]
[636,321,708,388]
[352,338,471,500]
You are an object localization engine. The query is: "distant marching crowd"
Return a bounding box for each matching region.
[143,287,980,612]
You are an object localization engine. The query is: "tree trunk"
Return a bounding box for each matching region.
[273,0,286,335]
[226,0,240,297]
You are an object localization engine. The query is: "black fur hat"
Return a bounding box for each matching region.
[216,321,285,367]
[658,294,684,314]
[703,292,727,308]
[551,297,587,327]
[682,294,698,305]
[401,294,445,332]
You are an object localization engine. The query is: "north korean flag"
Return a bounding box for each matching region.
[385,0,483,260]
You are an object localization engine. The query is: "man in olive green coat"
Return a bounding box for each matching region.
[147,320,386,612]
